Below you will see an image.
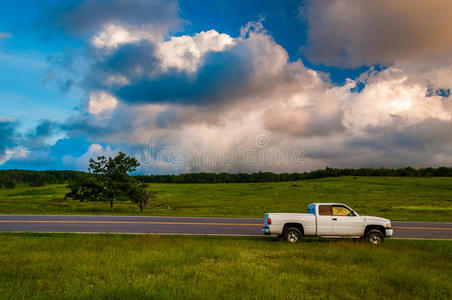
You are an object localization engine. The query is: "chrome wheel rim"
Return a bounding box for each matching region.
[369,233,381,245]
[287,231,299,243]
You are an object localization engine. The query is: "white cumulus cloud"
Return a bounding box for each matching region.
[68,13,452,173]
[88,91,118,117]
[91,23,162,51]
[156,30,235,72]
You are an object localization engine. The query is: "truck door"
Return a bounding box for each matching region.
[331,205,364,235]
[316,205,334,235]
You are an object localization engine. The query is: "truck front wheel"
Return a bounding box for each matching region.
[284,227,302,243]
[366,229,384,245]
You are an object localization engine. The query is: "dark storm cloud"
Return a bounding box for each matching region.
[88,40,160,88]
[263,106,345,138]
[302,0,452,67]
[31,120,59,138]
[115,48,253,105]
[62,115,119,138]
[25,120,60,148]
[346,119,452,167]
[0,119,20,157]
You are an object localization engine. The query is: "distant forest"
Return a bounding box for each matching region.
[1,167,452,188]
[134,167,452,183]
[0,170,83,189]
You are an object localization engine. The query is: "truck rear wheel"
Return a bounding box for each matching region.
[366,229,384,245]
[283,227,302,243]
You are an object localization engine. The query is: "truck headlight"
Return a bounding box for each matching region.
[385,222,391,228]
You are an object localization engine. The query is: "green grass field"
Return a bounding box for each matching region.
[0,176,451,221]
[0,233,450,299]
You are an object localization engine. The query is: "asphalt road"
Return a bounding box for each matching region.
[0,215,451,239]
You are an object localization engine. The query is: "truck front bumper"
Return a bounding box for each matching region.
[385,228,393,238]
[262,226,271,235]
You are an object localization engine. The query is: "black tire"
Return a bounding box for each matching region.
[366,229,384,245]
[283,227,302,243]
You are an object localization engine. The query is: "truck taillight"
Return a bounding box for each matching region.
[267,218,271,225]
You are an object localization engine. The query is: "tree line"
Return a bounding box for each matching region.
[0,170,82,189]
[134,166,452,183]
[1,166,452,189]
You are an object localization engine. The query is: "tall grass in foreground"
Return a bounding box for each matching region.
[0,233,450,299]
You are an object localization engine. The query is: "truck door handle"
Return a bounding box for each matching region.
[332,218,337,221]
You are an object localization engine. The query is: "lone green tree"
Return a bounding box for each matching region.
[88,152,140,210]
[67,152,148,211]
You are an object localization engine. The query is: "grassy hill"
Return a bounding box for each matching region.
[1,176,451,221]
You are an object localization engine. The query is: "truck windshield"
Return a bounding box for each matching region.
[307,204,316,215]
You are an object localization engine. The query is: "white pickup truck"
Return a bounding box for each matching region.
[262,203,393,244]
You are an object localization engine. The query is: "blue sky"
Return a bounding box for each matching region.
[1,0,452,173]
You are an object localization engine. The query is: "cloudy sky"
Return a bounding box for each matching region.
[1,0,451,174]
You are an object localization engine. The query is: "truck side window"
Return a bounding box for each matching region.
[332,206,353,216]
[318,205,332,215]
[307,204,316,215]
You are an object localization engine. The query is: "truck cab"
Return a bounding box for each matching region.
[262,203,393,244]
